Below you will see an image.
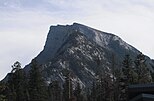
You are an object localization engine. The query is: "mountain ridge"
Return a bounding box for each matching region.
[3,23,154,86]
[24,23,154,86]
[36,23,139,63]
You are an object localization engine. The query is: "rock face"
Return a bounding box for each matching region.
[25,23,154,87]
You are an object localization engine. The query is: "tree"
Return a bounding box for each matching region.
[91,81,96,101]
[11,61,21,73]
[28,59,48,101]
[7,73,16,101]
[111,53,120,101]
[86,88,92,101]
[118,54,138,101]
[0,82,8,101]
[112,68,122,101]
[122,54,138,84]
[48,81,62,101]
[134,53,152,83]
[96,73,113,101]
[74,82,83,101]
[151,72,154,82]
[14,69,28,101]
[7,61,28,101]
[63,72,73,101]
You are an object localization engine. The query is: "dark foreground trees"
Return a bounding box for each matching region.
[1,53,154,101]
[6,61,28,101]
[48,81,62,101]
[2,60,48,101]
[134,53,152,83]
[28,59,48,101]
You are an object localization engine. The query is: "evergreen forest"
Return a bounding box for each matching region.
[0,53,154,101]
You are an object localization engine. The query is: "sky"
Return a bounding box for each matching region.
[0,0,154,80]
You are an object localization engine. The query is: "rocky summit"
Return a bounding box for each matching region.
[24,23,154,87]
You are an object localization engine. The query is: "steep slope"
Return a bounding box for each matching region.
[41,31,112,86]
[36,23,138,63]
[24,23,154,86]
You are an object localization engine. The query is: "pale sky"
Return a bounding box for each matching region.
[1,0,154,80]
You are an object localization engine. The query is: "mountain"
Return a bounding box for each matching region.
[23,23,154,87]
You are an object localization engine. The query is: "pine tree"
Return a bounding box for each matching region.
[119,54,137,101]
[7,61,28,101]
[28,59,48,101]
[134,53,152,83]
[74,82,83,101]
[86,88,92,101]
[122,54,137,84]
[11,61,21,73]
[63,72,73,101]
[111,53,119,101]
[96,78,105,101]
[0,82,8,101]
[7,73,16,101]
[151,72,154,82]
[96,73,113,101]
[91,81,96,101]
[48,80,62,101]
[14,69,28,101]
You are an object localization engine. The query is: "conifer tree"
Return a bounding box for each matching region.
[7,61,28,101]
[151,72,154,82]
[96,78,105,101]
[48,80,62,101]
[86,88,91,101]
[0,82,8,101]
[91,81,96,101]
[111,53,120,101]
[97,73,113,101]
[74,82,83,101]
[119,55,137,101]
[122,54,137,84]
[11,61,21,73]
[13,69,28,101]
[28,59,48,101]
[63,72,73,101]
[134,53,152,83]
[7,73,16,101]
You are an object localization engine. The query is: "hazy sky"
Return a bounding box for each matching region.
[0,0,154,80]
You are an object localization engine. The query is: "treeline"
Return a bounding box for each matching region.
[0,53,154,101]
[0,59,84,101]
[87,53,153,101]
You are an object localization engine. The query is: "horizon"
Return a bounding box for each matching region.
[1,0,154,80]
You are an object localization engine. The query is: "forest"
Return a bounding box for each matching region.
[0,53,154,101]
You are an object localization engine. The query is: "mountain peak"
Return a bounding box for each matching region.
[72,22,86,27]
[49,22,83,28]
[23,23,154,87]
[36,23,137,63]
[72,22,81,25]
